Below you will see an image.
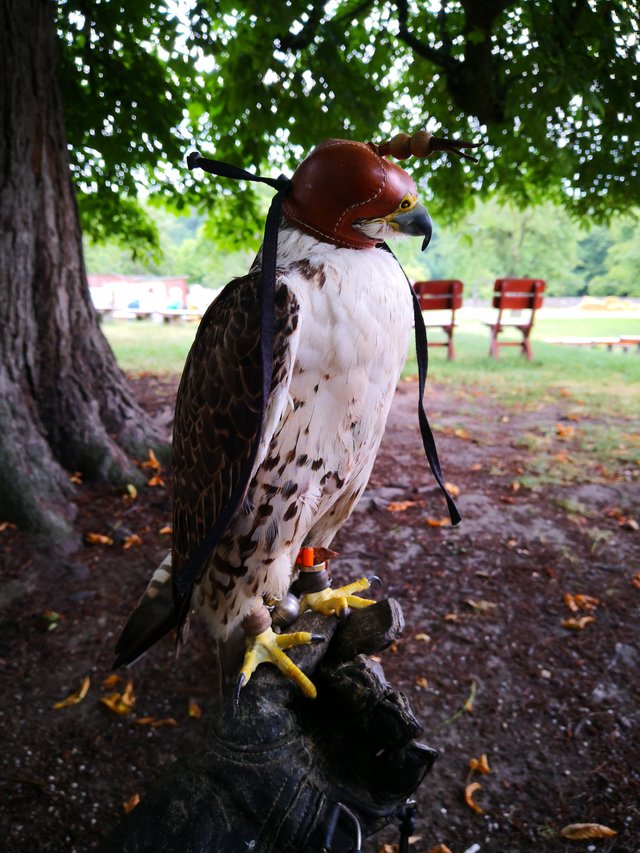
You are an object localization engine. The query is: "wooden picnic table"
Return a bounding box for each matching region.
[544,336,640,352]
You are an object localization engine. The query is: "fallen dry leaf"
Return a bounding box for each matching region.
[133,716,178,727]
[0,521,17,532]
[454,427,471,440]
[122,534,142,550]
[122,793,141,814]
[188,700,202,719]
[100,679,136,715]
[444,481,461,497]
[556,423,576,440]
[561,616,596,630]
[509,480,521,492]
[124,484,138,502]
[415,676,429,689]
[69,471,82,484]
[426,517,450,528]
[386,500,418,513]
[619,516,639,531]
[53,676,90,709]
[564,593,600,612]
[141,448,161,470]
[147,474,165,488]
[559,822,617,840]
[414,632,431,643]
[464,598,497,614]
[85,532,113,546]
[444,613,460,622]
[469,753,491,775]
[159,525,173,535]
[464,781,484,814]
[425,845,454,853]
[102,674,121,689]
[632,573,640,590]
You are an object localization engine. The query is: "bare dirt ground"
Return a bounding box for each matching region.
[1,375,638,853]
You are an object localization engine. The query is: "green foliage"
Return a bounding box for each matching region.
[56,0,639,249]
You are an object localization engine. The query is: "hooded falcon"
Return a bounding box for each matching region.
[114,133,467,698]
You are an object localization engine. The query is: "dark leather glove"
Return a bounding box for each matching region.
[97,599,436,853]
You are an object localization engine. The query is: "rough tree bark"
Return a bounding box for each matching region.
[0,0,165,540]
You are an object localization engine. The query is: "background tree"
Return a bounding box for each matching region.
[1,0,637,538]
[0,0,191,539]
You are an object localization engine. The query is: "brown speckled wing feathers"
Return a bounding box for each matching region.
[171,272,298,586]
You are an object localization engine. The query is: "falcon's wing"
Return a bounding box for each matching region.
[113,271,300,667]
[172,271,300,579]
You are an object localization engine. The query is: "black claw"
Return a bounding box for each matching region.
[235,673,246,705]
[310,633,325,644]
[339,607,351,622]
[368,575,383,591]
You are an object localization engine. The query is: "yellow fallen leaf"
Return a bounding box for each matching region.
[454,427,471,440]
[188,700,202,719]
[85,532,113,546]
[444,613,460,622]
[464,781,484,814]
[0,521,17,532]
[386,500,418,512]
[122,534,142,550]
[69,471,83,484]
[469,753,491,775]
[415,676,429,689]
[53,676,90,709]
[444,482,460,497]
[414,632,431,642]
[147,474,165,488]
[620,516,639,531]
[426,517,450,527]
[124,484,138,502]
[572,594,600,611]
[562,616,596,630]
[102,674,121,689]
[141,448,161,470]
[425,845,454,853]
[134,716,178,727]
[559,822,617,840]
[159,525,173,535]
[123,793,140,814]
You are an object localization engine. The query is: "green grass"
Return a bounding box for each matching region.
[404,316,640,417]
[103,315,640,417]
[103,319,198,374]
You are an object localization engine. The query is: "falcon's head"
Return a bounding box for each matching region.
[283,138,432,251]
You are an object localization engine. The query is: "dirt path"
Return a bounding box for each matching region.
[1,377,638,852]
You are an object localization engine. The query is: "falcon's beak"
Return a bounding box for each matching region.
[390,202,433,251]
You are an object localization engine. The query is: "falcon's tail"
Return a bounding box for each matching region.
[113,553,178,668]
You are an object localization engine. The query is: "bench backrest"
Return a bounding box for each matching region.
[414,279,464,312]
[492,278,546,311]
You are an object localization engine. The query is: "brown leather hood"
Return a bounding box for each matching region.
[283,139,418,250]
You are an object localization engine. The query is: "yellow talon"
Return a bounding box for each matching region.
[300,576,375,618]
[239,626,317,699]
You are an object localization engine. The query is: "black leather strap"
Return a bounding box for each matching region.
[176,154,291,610]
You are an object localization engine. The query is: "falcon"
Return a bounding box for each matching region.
[114,133,463,698]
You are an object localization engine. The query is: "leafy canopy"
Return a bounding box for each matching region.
[57,0,639,246]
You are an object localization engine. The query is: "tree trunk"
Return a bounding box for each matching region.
[0,0,165,540]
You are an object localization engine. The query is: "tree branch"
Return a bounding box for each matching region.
[395,0,456,71]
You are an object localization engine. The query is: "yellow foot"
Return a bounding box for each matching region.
[299,576,375,618]
[238,626,320,699]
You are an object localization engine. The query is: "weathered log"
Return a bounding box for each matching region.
[98,599,436,853]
